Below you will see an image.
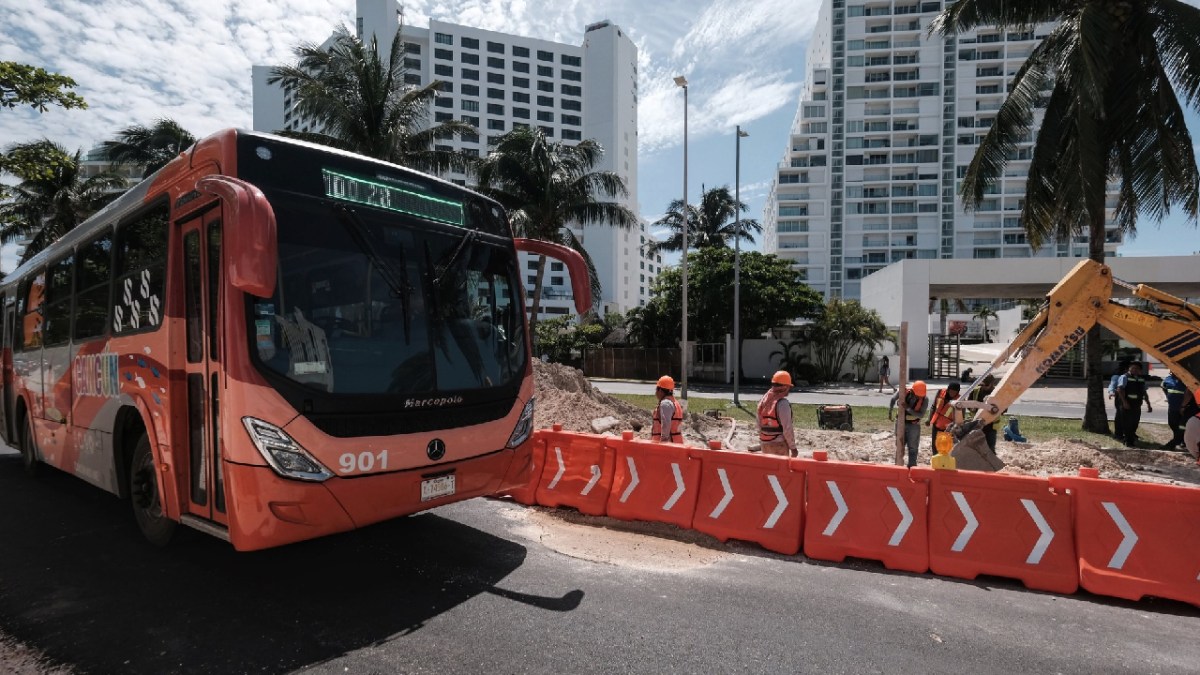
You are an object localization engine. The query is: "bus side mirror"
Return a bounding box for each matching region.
[513,238,592,315]
[198,175,277,297]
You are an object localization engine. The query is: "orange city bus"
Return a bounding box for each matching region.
[0,129,588,550]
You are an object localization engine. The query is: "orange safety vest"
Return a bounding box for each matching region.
[759,400,786,442]
[653,396,684,443]
[929,390,957,431]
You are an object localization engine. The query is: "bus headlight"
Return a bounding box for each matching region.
[242,417,334,482]
[506,397,535,448]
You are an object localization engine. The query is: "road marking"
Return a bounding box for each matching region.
[763,475,787,529]
[822,481,848,537]
[709,468,734,519]
[887,486,912,547]
[950,491,978,552]
[662,462,685,511]
[547,446,565,489]
[1020,498,1054,565]
[581,464,601,496]
[1102,501,1138,570]
[619,456,639,502]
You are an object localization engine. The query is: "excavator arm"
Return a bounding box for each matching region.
[950,259,1200,471]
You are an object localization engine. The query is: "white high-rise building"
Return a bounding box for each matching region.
[764,0,1120,300]
[251,1,654,317]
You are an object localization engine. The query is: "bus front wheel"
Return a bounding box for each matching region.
[18,414,39,477]
[130,434,176,547]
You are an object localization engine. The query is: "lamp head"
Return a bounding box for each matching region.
[674,75,688,88]
[738,129,749,138]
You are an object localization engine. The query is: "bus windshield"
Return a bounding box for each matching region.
[251,191,526,396]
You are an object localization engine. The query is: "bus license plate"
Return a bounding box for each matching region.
[421,475,456,502]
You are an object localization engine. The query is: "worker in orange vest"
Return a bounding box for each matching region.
[889,380,928,467]
[652,375,684,444]
[758,371,797,457]
[926,381,960,455]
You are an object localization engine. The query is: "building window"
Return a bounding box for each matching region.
[434,64,453,77]
[487,41,504,54]
[537,65,553,77]
[550,276,564,286]
[462,132,479,143]
[435,48,453,60]
[562,98,581,111]
[561,114,581,126]
[550,262,564,272]
[404,57,421,69]
[513,77,529,89]
[537,81,554,92]
[562,129,581,141]
[487,88,504,100]
[513,61,530,73]
[561,69,581,82]
[435,33,452,45]
[404,73,421,85]
[487,72,504,84]
[561,84,581,96]
[537,95,554,106]
[539,125,554,137]
[488,118,505,130]
[537,49,554,62]
[462,99,479,111]
[513,91,530,103]
[487,103,504,115]
[513,46,530,58]
[513,107,530,119]
[487,56,504,69]
[461,84,479,96]
[435,97,453,108]
[463,115,480,127]
[437,81,453,92]
[462,52,479,65]
[537,110,554,122]
[462,68,479,81]
[561,54,581,67]
[435,111,452,122]
[462,37,479,49]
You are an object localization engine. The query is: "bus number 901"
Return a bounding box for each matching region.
[339,450,388,474]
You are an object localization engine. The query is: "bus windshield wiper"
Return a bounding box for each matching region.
[434,227,477,288]
[333,205,412,340]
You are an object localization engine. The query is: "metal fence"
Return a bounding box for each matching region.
[582,348,681,381]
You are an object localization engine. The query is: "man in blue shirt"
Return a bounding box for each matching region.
[1161,372,1188,450]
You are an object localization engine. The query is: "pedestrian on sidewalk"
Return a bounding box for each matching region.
[1161,371,1188,450]
[878,355,896,393]
[966,374,1000,453]
[960,367,974,383]
[889,380,928,467]
[758,371,797,457]
[927,382,960,453]
[652,375,684,444]
[1108,361,1128,440]
[1116,362,1152,448]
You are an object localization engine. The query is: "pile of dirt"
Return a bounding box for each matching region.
[531,361,1200,486]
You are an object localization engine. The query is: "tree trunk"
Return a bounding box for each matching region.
[529,254,547,352]
[1081,214,1110,434]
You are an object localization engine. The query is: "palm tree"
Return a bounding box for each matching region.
[269,25,474,173]
[770,338,810,384]
[100,118,196,178]
[648,185,761,254]
[474,126,638,332]
[0,140,125,264]
[932,0,1200,433]
[973,305,998,342]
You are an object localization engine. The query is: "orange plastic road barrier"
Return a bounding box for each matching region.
[801,457,928,573]
[691,452,806,555]
[534,428,616,517]
[1051,469,1200,606]
[503,432,549,505]
[606,432,702,529]
[918,468,1077,594]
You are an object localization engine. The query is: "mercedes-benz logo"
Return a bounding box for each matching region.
[427,438,446,461]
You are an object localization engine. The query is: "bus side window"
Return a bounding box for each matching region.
[22,271,46,351]
[42,254,74,347]
[112,204,168,334]
[74,229,114,342]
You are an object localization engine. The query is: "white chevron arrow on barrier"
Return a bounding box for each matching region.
[822,481,848,537]
[547,446,566,490]
[709,468,734,519]
[662,462,686,511]
[1020,498,1054,565]
[581,464,601,496]
[886,486,912,547]
[619,456,640,503]
[950,491,978,552]
[763,475,788,529]
[1102,501,1138,570]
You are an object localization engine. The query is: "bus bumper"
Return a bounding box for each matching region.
[223,443,532,551]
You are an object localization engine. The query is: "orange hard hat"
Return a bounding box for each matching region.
[771,370,793,386]
[1195,389,1200,404]
[911,380,927,397]
[657,375,675,390]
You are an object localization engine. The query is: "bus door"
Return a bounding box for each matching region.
[178,212,226,524]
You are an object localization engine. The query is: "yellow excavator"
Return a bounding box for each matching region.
[950,259,1200,471]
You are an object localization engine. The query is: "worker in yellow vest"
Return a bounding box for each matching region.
[652,375,684,444]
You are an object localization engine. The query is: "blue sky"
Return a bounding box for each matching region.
[2,0,1198,272]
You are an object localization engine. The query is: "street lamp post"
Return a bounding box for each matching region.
[733,125,748,406]
[675,75,689,400]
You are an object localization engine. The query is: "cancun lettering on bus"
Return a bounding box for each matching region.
[73,353,121,398]
[1034,326,1087,375]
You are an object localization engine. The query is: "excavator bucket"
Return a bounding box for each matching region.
[950,430,1005,472]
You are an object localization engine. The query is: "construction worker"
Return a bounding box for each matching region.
[758,371,797,457]
[889,380,928,467]
[1184,390,1200,462]
[652,375,684,444]
[1116,362,1152,448]
[926,382,960,453]
[966,374,1000,453]
[1108,360,1129,440]
[1161,371,1188,450]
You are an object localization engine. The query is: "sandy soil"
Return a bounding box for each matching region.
[533,361,1200,487]
[0,633,71,675]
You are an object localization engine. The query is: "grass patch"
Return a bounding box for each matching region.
[610,394,1174,448]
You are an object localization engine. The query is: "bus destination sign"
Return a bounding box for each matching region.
[322,169,464,226]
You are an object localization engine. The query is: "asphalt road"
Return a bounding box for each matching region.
[1,449,1198,674]
[589,380,1170,425]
